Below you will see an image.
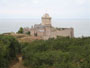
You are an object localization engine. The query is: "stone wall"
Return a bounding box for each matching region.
[43,28,74,40]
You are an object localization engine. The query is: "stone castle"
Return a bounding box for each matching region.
[24,13,74,40]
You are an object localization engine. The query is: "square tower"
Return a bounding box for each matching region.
[42,13,52,27]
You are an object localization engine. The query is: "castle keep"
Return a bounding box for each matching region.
[24,13,74,40]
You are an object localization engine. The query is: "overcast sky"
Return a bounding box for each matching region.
[0,0,90,19]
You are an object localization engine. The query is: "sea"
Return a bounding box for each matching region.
[0,19,90,37]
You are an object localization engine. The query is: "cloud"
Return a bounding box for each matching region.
[32,0,39,4]
[75,0,86,5]
[0,0,89,19]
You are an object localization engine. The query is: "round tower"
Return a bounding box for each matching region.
[42,13,52,27]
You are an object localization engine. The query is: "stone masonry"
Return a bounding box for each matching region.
[24,13,74,40]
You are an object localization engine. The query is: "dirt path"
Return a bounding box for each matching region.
[10,56,26,68]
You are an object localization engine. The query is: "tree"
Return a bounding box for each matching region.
[26,31,30,35]
[17,27,23,34]
[0,35,21,68]
[22,37,90,68]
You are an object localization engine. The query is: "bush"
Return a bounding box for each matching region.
[22,37,90,68]
[0,35,21,68]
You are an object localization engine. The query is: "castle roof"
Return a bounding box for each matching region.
[34,24,45,29]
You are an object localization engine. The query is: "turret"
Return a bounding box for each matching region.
[42,13,52,27]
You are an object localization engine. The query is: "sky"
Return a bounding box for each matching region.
[0,0,90,19]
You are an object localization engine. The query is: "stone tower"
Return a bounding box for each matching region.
[42,13,52,27]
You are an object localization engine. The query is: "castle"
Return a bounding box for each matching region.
[24,13,74,40]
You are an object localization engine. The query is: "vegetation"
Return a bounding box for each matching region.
[22,37,90,68]
[17,27,24,34]
[26,31,31,35]
[0,35,90,68]
[0,35,21,68]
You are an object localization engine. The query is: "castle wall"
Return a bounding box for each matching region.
[24,26,74,40]
[43,28,74,40]
[30,29,35,36]
[56,28,74,38]
[23,28,30,34]
[36,31,44,37]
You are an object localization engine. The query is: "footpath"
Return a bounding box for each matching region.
[10,56,26,68]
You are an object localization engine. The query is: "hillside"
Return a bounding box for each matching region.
[22,37,90,68]
[0,35,90,68]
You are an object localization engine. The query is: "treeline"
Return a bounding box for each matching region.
[22,37,90,68]
[0,35,21,68]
